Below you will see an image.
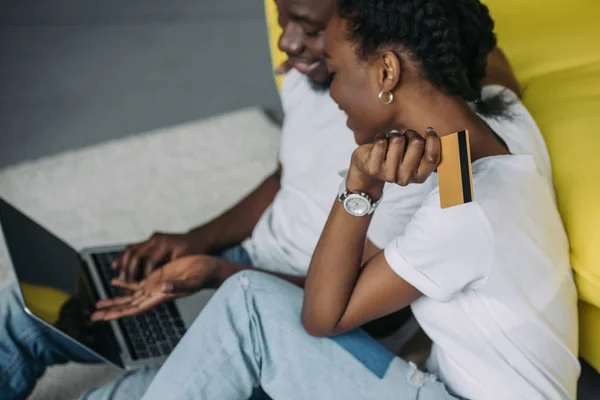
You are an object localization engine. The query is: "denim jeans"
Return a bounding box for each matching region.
[0,245,253,400]
[87,271,457,400]
[1,252,458,400]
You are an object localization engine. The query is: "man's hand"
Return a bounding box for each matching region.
[91,255,218,321]
[347,128,441,199]
[112,232,208,282]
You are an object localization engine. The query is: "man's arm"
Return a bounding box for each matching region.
[112,164,282,281]
[482,47,523,98]
[190,164,283,254]
[302,200,422,337]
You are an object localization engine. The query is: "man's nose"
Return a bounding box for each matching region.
[278,23,303,55]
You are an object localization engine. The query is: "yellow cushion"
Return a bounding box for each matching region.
[264,0,600,370]
[485,0,600,372]
[264,0,285,92]
[20,283,70,325]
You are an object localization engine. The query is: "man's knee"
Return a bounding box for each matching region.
[218,270,304,324]
[224,270,297,296]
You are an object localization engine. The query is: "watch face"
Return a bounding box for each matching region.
[343,194,370,216]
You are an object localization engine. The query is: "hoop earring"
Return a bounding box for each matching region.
[378,90,394,105]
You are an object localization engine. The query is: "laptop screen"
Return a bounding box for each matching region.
[0,198,122,367]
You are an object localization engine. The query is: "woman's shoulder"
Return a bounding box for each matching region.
[422,155,548,228]
[470,154,546,200]
[479,86,554,189]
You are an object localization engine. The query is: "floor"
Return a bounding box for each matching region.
[0,0,282,169]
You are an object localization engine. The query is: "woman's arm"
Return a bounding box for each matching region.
[302,129,440,337]
[302,200,422,337]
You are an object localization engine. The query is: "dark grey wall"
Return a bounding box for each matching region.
[0,0,282,168]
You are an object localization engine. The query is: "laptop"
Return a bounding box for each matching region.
[0,197,208,369]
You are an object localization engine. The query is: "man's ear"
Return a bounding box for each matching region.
[378,51,401,92]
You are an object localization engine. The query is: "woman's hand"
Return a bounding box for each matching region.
[90,255,219,321]
[347,127,441,199]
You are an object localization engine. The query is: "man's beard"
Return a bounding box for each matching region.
[308,73,334,92]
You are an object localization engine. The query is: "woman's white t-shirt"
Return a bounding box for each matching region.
[384,155,580,399]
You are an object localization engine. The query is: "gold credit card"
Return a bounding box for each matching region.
[438,130,474,209]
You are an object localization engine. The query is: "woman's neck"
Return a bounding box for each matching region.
[390,89,509,161]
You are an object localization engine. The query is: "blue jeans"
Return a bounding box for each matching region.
[86,271,457,400]
[0,245,253,400]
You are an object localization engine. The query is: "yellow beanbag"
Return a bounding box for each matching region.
[485,0,600,372]
[264,0,285,92]
[20,282,70,325]
[264,0,600,371]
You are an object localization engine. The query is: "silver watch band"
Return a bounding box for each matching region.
[337,176,382,216]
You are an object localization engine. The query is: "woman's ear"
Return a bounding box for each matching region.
[378,51,401,92]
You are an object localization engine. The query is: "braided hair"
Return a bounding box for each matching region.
[338,0,508,117]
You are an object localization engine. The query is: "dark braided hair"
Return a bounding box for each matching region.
[338,0,509,117]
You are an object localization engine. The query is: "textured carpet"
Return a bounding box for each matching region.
[0,107,280,399]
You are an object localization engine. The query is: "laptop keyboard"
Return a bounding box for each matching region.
[92,251,186,361]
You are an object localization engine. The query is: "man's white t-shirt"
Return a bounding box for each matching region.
[384,156,579,399]
[243,70,555,276]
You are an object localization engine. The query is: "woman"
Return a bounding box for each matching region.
[90,0,579,398]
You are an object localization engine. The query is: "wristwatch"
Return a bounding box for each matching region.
[338,183,382,217]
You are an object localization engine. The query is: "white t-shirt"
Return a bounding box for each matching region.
[243,71,554,275]
[369,84,554,248]
[384,155,579,399]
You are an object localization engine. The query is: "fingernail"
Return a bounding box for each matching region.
[163,283,174,293]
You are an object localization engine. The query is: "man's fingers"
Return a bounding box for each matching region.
[143,246,170,278]
[113,244,140,272]
[397,130,426,185]
[90,310,106,322]
[123,241,155,282]
[415,127,441,183]
[100,296,165,321]
[117,248,135,281]
[131,293,152,307]
[92,304,140,321]
[95,295,135,309]
[110,279,141,291]
[91,303,140,321]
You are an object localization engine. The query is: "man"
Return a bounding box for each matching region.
[0,0,528,398]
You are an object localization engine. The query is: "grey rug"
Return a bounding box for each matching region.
[0,107,280,399]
